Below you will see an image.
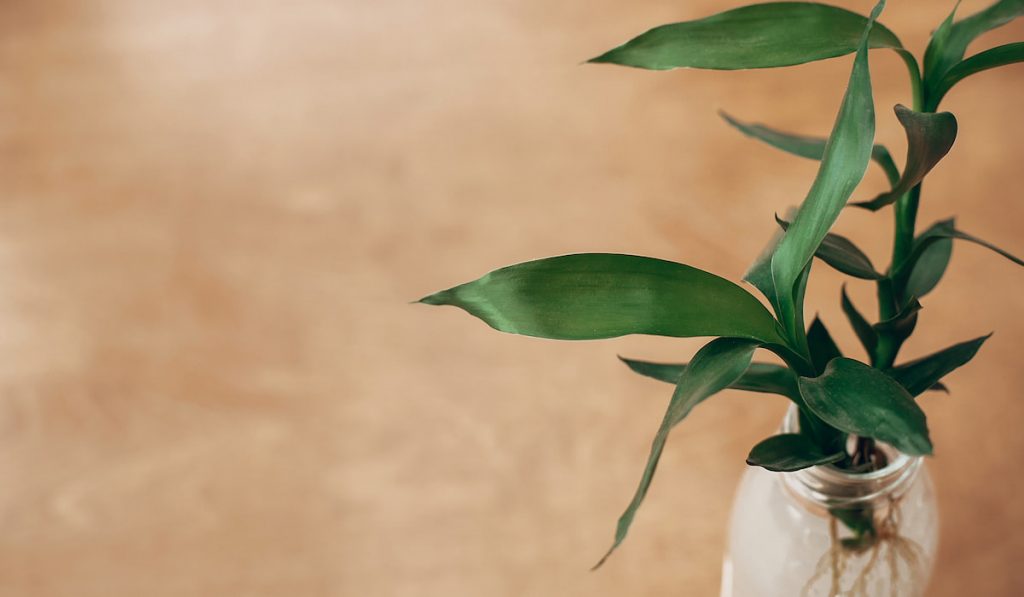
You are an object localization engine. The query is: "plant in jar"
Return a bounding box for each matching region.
[418,0,1024,593]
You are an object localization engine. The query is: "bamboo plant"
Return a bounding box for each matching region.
[418,0,1024,567]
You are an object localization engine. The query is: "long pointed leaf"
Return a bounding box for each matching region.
[770,2,882,337]
[618,356,800,400]
[924,0,1024,108]
[807,317,843,373]
[932,42,1024,106]
[798,358,933,456]
[889,334,991,396]
[777,216,883,280]
[897,220,1024,297]
[841,286,878,358]
[419,253,786,345]
[746,433,846,472]
[853,106,957,211]
[588,2,903,71]
[596,338,758,568]
[719,112,900,186]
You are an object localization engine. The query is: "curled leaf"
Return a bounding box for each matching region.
[852,105,958,211]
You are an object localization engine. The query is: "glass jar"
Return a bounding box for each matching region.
[720,406,939,597]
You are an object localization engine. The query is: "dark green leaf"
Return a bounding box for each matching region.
[770,2,882,336]
[889,334,990,397]
[617,356,800,400]
[419,253,786,345]
[588,2,903,71]
[744,225,785,316]
[853,106,957,211]
[932,42,1024,106]
[904,220,954,300]
[930,382,950,393]
[897,220,1024,297]
[596,338,758,568]
[777,215,883,280]
[841,286,878,358]
[924,0,1024,109]
[873,298,921,358]
[798,358,933,456]
[807,317,843,373]
[746,433,846,472]
[719,112,900,186]
[947,228,1024,266]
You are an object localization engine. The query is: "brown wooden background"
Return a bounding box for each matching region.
[1,0,1022,595]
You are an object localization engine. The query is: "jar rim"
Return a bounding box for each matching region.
[780,405,922,509]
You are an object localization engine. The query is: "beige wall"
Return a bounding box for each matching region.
[1,0,1022,595]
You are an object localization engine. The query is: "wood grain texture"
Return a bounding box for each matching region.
[0,0,1022,595]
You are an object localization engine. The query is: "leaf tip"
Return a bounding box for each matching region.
[415,290,452,306]
[591,545,617,571]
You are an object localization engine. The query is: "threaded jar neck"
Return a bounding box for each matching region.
[779,405,923,511]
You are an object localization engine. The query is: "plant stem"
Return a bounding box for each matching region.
[854,53,928,471]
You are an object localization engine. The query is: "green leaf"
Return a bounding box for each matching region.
[419,253,786,345]
[617,356,800,400]
[889,334,990,397]
[903,220,955,300]
[744,220,787,317]
[932,42,1024,106]
[720,112,900,186]
[852,106,958,211]
[798,358,933,456]
[746,433,846,472]
[873,298,921,358]
[588,2,903,71]
[924,0,1024,109]
[596,338,758,568]
[841,286,878,358]
[807,317,843,373]
[896,220,1024,298]
[777,215,883,280]
[770,2,882,337]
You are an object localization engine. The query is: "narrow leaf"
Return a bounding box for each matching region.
[746,433,846,472]
[853,106,958,211]
[777,215,883,280]
[588,2,903,71]
[618,356,800,401]
[889,334,990,397]
[807,317,843,373]
[419,253,786,345]
[799,358,933,456]
[719,112,900,186]
[924,0,1024,108]
[770,2,882,336]
[932,42,1024,106]
[897,220,1024,297]
[841,286,878,358]
[596,338,758,568]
